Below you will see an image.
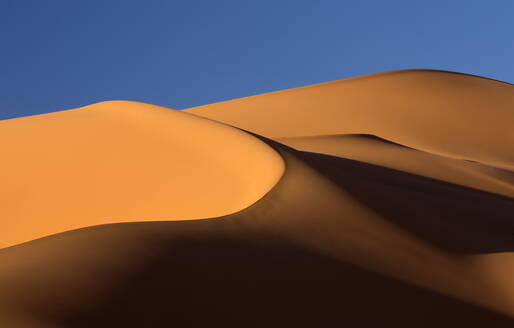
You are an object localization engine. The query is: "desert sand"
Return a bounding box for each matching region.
[0,101,284,248]
[1,69,514,327]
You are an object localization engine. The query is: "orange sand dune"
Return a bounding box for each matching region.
[186,69,514,169]
[0,101,284,248]
[1,69,514,327]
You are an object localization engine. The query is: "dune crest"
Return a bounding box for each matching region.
[186,69,514,170]
[277,133,514,198]
[0,100,284,248]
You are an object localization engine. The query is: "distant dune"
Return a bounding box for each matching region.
[1,69,514,327]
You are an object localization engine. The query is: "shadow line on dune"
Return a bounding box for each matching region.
[279,133,417,150]
[297,150,514,254]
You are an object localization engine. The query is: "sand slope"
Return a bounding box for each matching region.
[277,134,514,198]
[1,70,514,327]
[186,69,514,170]
[0,101,284,248]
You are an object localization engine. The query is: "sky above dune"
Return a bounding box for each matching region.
[1,0,514,120]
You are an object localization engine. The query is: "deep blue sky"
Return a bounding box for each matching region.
[2,0,514,120]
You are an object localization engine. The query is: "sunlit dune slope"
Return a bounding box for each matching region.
[0,101,284,248]
[186,69,514,170]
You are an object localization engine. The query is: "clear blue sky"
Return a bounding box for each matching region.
[2,0,513,120]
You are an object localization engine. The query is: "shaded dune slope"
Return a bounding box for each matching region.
[2,70,514,327]
[278,134,514,198]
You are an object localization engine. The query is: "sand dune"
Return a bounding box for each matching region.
[1,69,514,327]
[186,69,514,170]
[277,134,514,198]
[0,101,284,248]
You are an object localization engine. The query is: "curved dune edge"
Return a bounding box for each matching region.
[2,140,514,327]
[0,101,285,249]
[185,69,514,170]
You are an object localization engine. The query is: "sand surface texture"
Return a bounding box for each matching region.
[1,69,514,327]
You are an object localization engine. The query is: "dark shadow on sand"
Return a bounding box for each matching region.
[298,150,514,253]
